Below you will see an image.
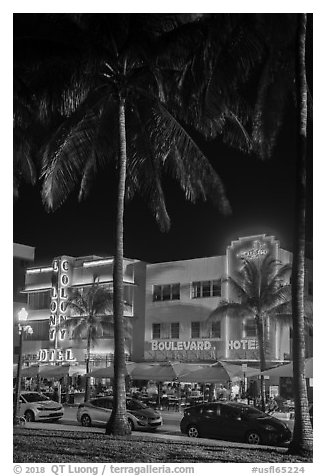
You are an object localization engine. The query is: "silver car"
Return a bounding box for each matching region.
[17,391,64,422]
[77,396,163,431]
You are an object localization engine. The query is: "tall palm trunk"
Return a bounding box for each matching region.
[256,315,266,411]
[84,329,91,402]
[106,95,131,435]
[288,13,313,456]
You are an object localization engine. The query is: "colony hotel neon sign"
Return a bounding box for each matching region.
[46,257,76,362]
[38,349,75,362]
[49,259,69,342]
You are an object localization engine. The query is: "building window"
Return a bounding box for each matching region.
[211,321,221,338]
[191,280,221,298]
[152,323,161,339]
[27,291,51,310]
[170,322,180,339]
[152,283,180,302]
[191,321,200,339]
[244,319,256,337]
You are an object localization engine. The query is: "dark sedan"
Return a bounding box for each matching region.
[180,402,292,446]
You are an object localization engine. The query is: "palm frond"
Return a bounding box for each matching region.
[41,111,99,211]
[150,101,231,215]
[207,301,252,322]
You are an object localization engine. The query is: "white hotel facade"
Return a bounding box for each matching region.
[15,234,313,369]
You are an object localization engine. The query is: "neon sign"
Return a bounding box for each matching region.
[38,348,76,362]
[151,340,212,351]
[237,240,268,260]
[227,339,258,350]
[49,258,70,342]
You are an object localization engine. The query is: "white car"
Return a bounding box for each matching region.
[77,396,162,430]
[17,391,64,422]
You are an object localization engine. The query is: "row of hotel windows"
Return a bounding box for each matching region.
[26,278,312,310]
[21,319,257,341]
[152,280,222,302]
[27,280,222,310]
[152,321,222,339]
[151,319,258,340]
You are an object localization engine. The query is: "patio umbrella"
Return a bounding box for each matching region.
[38,364,70,379]
[13,364,40,378]
[130,362,205,381]
[69,365,87,377]
[215,361,261,379]
[21,365,41,378]
[14,363,85,379]
[86,362,137,378]
[179,361,260,383]
[178,364,229,383]
[260,357,313,378]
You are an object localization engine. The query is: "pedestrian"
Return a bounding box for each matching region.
[53,387,59,402]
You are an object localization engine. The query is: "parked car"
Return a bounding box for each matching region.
[180,402,292,445]
[77,396,163,430]
[16,391,64,422]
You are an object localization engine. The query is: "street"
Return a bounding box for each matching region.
[60,405,182,435]
[22,405,293,450]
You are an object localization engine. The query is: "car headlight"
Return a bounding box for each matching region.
[137,415,148,422]
[37,407,45,411]
[263,424,277,431]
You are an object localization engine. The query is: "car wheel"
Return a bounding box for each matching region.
[246,431,261,445]
[187,425,200,438]
[24,410,35,422]
[128,419,134,431]
[80,414,92,427]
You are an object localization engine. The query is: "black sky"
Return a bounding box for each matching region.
[13,14,313,266]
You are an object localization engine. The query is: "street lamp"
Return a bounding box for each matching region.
[13,307,33,426]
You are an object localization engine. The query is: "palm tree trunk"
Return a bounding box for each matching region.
[288,13,313,456]
[106,95,131,435]
[84,329,91,402]
[256,315,267,411]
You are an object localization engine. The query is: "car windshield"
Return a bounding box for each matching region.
[127,399,147,411]
[240,406,267,418]
[22,393,50,403]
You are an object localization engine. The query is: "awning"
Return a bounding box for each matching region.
[259,357,313,378]
[179,361,260,383]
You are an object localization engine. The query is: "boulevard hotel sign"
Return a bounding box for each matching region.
[148,339,217,361]
[152,340,212,352]
[148,338,259,361]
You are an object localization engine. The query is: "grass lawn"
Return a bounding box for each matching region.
[13,428,312,463]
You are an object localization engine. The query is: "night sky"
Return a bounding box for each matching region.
[13,108,312,266]
[13,14,313,266]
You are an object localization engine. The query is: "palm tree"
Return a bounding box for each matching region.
[40,14,231,435]
[238,13,313,455]
[287,13,313,456]
[13,14,86,198]
[207,254,292,411]
[157,14,263,153]
[64,280,115,402]
[186,13,312,454]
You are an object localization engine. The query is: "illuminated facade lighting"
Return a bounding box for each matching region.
[26,266,53,274]
[83,259,114,267]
